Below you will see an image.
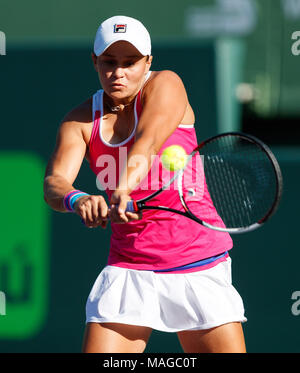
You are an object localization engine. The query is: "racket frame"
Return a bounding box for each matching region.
[126,132,283,234]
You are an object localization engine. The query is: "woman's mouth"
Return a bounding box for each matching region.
[111,83,125,87]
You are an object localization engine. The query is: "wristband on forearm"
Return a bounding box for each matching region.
[63,190,89,212]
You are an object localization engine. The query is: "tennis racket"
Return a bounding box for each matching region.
[124,132,283,234]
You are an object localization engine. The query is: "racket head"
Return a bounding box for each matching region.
[179,132,283,233]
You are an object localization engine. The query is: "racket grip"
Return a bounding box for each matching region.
[126,200,139,213]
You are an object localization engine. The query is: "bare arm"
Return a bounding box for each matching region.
[110,70,190,222]
[44,120,87,211]
[44,116,109,228]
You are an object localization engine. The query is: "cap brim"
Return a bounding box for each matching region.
[94,38,149,56]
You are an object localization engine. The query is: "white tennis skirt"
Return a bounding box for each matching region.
[85,257,247,332]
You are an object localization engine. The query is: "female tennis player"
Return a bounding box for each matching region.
[43,15,247,353]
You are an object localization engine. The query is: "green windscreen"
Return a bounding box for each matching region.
[0,153,49,338]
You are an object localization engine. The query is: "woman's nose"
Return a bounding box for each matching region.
[113,66,125,79]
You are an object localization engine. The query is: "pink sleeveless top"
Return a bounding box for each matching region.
[88,73,233,271]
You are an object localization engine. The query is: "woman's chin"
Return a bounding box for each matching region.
[106,90,130,100]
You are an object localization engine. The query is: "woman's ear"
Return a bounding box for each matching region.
[145,55,153,72]
[91,52,98,71]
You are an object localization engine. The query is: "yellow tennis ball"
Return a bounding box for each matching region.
[161,145,187,171]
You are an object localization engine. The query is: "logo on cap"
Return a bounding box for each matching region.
[114,24,127,33]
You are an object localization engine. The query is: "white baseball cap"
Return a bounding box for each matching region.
[93,15,151,57]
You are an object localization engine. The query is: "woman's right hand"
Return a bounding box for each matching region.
[73,195,109,228]
[109,192,142,224]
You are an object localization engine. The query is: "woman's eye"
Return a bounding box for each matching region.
[104,60,115,66]
[101,59,136,67]
[124,60,136,67]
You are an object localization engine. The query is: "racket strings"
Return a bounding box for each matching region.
[185,135,279,229]
[216,156,247,227]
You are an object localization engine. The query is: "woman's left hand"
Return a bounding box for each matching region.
[109,192,142,223]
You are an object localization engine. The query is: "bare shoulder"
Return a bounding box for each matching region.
[60,97,93,128]
[142,70,188,106]
[57,97,93,148]
[145,70,185,89]
[142,70,194,125]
